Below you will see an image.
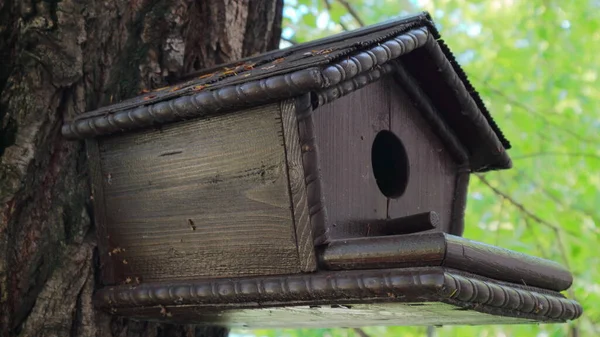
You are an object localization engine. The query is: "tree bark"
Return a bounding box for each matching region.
[0,0,283,336]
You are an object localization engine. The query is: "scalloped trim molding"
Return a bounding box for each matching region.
[95,267,582,322]
[61,28,430,139]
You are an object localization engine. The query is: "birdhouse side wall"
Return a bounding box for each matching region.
[88,102,313,285]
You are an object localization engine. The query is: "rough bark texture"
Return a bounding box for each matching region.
[0,0,283,336]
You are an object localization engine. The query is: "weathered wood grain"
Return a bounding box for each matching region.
[312,79,390,240]
[280,98,317,272]
[311,78,459,238]
[387,77,457,233]
[97,103,300,283]
[86,139,116,285]
[296,95,329,245]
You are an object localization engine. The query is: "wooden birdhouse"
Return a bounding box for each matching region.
[63,12,581,327]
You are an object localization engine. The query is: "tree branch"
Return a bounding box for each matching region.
[475,175,576,236]
[281,36,298,45]
[585,316,600,335]
[511,152,600,161]
[516,168,599,222]
[353,328,370,337]
[338,20,350,31]
[523,217,550,259]
[474,80,600,144]
[323,0,350,31]
[555,228,572,270]
[336,0,365,27]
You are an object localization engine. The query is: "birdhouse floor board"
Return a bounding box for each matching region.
[93,103,304,283]
[95,267,582,327]
[107,303,539,328]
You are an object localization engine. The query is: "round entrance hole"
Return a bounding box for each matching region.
[371,130,410,199]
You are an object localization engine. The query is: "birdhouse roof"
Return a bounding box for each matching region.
[62,12,511,172]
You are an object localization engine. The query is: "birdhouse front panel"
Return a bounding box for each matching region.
[312,76,459,240]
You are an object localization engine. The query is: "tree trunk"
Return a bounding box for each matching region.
[0,0,283,336]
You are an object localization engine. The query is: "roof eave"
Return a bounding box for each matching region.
[62,27,432,140]
[61,15,512,172]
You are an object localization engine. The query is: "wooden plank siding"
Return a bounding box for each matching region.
[96,103,302,283]
[312,77,458,239]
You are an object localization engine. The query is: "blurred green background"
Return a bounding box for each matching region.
[235,0,600,336]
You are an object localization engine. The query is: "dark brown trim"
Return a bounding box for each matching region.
[390,61,469,165]
[449,166,470,236]
[178,12,434,83]
[318,233,573,292]
[402,35,512,171]
[280,98,318,272]
[295,95,329,246]
[435,39,510,150]
[381,212,439,234]
[313,63,394,107]
[318,234,446,270]
[441,270,580,321]
[62,28,430,140]
[94,267,582,323]
[62,67,324,139]
[319,28,429,87]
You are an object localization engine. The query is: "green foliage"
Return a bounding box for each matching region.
[237,0,600,336]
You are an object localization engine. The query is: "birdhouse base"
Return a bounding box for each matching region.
[95,267,581,328]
